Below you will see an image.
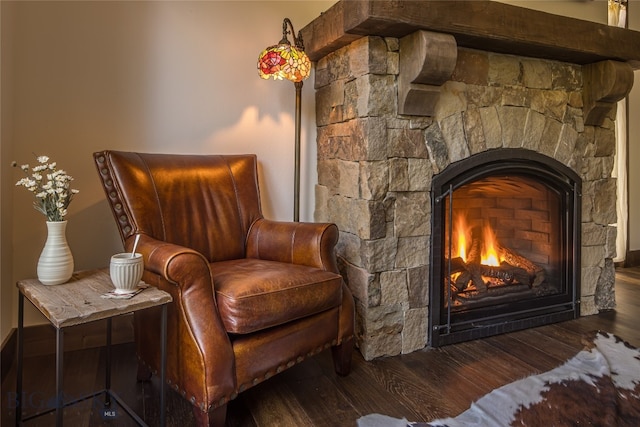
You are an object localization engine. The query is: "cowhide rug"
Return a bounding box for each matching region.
[358,331,640,427]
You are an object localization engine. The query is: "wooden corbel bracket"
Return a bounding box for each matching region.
[398,30,458,117]
[583,60,634,126]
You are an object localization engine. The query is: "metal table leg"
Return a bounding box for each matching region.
[16,294,24,426]
[160,305,167,427]
[105,318,112,408]
[56,327,64,426]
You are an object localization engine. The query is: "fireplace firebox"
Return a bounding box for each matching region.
[430,149,581,347]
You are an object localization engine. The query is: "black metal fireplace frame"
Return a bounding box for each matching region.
[429,149,581,347]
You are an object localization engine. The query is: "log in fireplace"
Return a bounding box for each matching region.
[302,0,640,360]
[430,149,580,346]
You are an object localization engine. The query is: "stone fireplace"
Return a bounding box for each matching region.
[301,0,640,360]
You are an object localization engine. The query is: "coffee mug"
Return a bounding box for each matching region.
[109,253,144,294]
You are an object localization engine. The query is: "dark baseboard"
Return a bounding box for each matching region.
[1,329,17,382]
[623,250,640,268]
[0,315,134,383]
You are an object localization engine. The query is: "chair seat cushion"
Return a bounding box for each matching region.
[213,258,344,334]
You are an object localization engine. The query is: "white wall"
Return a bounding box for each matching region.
[0,0,15,347]
[628,4,640,251]
[1,0,334,341]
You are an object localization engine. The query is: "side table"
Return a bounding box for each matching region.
[15,269,172,426]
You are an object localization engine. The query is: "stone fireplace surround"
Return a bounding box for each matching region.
[301,0,640,360]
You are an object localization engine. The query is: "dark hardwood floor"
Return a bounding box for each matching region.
[3,267,640,426]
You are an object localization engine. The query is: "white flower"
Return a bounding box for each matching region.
[14,154,79,222]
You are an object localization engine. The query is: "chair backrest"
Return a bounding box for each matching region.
[94,151,263,262]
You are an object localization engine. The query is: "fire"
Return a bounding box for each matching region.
[454,214,471,262]
[446,212,545,294]
[481,224,501,267]
[452,214,502,266]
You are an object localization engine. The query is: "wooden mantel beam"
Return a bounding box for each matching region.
[301,0,640,68]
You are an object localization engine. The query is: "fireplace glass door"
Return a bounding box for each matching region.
[429,150,581,347]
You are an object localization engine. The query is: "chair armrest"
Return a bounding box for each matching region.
[130,234,209,285]
[126,234,236,405]
[245,218,340,273]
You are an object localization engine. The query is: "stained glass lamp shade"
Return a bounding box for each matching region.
[258,43,310,83]
[257,19,310,83]
[257,18,310,222]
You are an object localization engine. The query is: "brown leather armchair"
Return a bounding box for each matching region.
[93,151,354,426]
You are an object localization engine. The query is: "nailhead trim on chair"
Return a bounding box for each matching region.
[199,337,351,413]
[218,338,345,412]
[134,305,354,411]
[95,154,135,239]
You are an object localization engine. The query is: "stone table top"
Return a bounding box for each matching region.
[17,269,172,329]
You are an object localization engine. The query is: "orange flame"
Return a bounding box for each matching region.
[452,214,503,266]
[481,224,501,267]
[453,214,471,262]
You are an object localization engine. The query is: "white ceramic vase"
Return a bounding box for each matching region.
[37,220,74,285]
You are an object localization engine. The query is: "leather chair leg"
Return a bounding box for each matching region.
[193,404,227,427]
[331,337,354,376]
[136,360,152,382]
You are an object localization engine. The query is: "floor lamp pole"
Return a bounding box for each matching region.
[257,18,309,222]
[294,80,303,222]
